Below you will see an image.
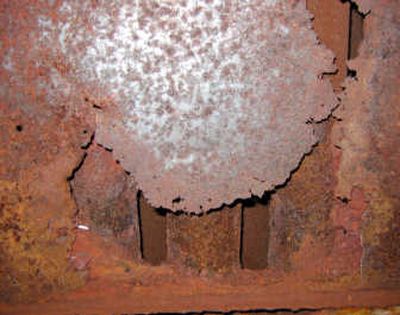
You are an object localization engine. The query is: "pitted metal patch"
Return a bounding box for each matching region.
[28,0,336,213]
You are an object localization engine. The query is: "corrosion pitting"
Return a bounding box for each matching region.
[5,0,337,213]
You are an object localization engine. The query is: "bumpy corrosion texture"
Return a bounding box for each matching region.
[15,0,337,213]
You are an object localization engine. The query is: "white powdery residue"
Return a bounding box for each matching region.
[264,0,278,6]
[107,1,247,170]
[58,22,70,54]
[77,224,90,231]
[277,24,290,36]
[58,1,72,15]
[2,49,14,72]
[37,15,54,43]
[47,0,312,176]
[37,15,52,28]
[165,153,196,170]
[272,68,280,77]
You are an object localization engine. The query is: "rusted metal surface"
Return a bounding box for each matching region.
[0,0,96,299]
[266,0,350,277]
[2,0,337,213]
[96,0,337,213]
[204,308,400,315]
[307,0,350,90]
[1,0,400,313]
[1,279,399,315]
[167,204,241,272]
[332,0,400,285]
[267,125,338,276]
[241,198,270,270]
[139,193,167,265]
[70,144,140,262]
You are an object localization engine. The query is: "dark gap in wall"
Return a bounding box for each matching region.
[136,190,144,260]
[347,68,358,79]
[346,1,365,80]
[137,191,167,265]
[240,193,271,270]
[66,152,88,182]
[348,1,365,60]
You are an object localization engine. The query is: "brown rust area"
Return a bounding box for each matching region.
[241,198,270,270]
[0,0,400,312]
[307,0,350,91]
[307,0,350,90]
[268,122,337,277]
[0,1,96,303]
[1,275,399,315]
[139,193,167,265]
[202,308,400,315]
[266,0,351,278]
[332,0,400,285]
[70,144,140,260]
[167,205,241,273]
[0,107,94,303]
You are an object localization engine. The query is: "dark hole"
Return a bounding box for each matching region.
[348,1,365,60]
[347,68,357,78]
[172,196,183,204]
[15,125,23,132]
[338,196,350,204]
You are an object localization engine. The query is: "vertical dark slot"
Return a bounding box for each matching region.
[136,191,144,259]
[138,191,167,265]
[349,3,364,60]
[240,195,270,270]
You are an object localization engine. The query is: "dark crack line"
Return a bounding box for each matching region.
[67,131,95,224]
[133,307,324,315]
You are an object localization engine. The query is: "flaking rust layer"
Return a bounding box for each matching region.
[8,0,337,213]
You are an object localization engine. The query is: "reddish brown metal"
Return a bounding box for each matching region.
[265,0,351,277]
[332,0,400,285]
[70,144,140,260]
[139,193,167,265]
[1,0,400,312]
[241,199,270,270]
[307,0,350,90]
[167,204,241,272]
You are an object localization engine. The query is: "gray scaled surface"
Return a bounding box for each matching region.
[36,0,337,213]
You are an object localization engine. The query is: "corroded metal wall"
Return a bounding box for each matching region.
[0,0,399,314]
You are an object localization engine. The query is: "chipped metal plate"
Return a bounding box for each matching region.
[6,0,337,213]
